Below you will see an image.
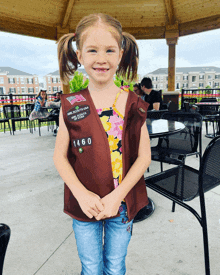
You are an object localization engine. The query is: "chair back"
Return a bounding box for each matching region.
[182,97,198,105]
[0,224,11,275]
[160,111,203,155]
[25,104,34,116]
[3,105,21,119]
[200,97,217,102]
[200,135,220,193]
[147,110,168,120]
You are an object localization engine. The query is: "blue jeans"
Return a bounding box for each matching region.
[72,202,134,275]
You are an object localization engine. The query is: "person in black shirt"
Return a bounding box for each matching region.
[140,77,162,110]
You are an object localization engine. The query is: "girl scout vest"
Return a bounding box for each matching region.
[61,87,149,222]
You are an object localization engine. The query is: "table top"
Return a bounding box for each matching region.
[146,118,185,138]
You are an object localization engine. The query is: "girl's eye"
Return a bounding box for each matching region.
[89,49,96,52]
[107,49,114,53]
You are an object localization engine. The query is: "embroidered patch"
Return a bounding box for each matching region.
[127,225,131,233]
[66,94,86,105]
[67,105,90,122]
[139,107,146,113]
[73,137,92,148]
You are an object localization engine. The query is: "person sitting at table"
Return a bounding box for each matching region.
[140,77,162,111]
[133,83,144,97]
[50,91,62,136]
[29,89,50,120]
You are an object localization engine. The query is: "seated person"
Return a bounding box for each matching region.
[140,77,162,110]
[29,89,49,120]
[50,91,62,135]
[133,83,144,97]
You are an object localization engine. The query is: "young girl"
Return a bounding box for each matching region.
[29,89,49,120]
[53,13,151,275]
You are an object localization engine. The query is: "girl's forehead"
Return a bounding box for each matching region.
[81,26,120,48]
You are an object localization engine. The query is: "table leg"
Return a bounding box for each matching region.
[133,198,155,223]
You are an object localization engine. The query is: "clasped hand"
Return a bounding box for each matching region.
[77,190,121,220]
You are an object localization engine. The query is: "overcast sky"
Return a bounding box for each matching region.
[0,28,220,82]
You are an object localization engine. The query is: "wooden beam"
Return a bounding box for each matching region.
[57,25,70,40]
[179,15,220,37]
[164,0,175,25]
[123,26,166,39]
[62,0,76,29]
[0,15,57,40]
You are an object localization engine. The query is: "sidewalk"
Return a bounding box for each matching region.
[1,125,220,275]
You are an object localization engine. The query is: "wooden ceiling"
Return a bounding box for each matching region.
[0,0,220,41]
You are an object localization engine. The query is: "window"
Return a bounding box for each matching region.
[8,78,15,84]
[208,82,212,86]
[28,88,34,93]
[48,77,51,83]
[166,76,168,81]
[166,84,168,88]
[59,86,61,91]
[199,83,204,87]
[176,83,180,89]
[20,77,24,84]
[192,76,196,82]
[35,77,38,83]
[199,75,204,79]
[48,86,51,92]
[27,78,33,84]
[208,75,212,79]
[58,78,60,83]
[215,75,220,79]
[9,88,16,93]
[53,87,58,92]
[160,84,163,89]
[35,87,38,92]
[52,77,59,83]
[214,82,219,87]
[17,87,20,93]
[176,75,180,80]
[21,87,25,94]
[183,75,188,80]
[0,77,4,84]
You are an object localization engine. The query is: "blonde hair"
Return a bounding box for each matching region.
[57,13,139,84]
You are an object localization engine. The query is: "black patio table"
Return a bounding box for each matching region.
[133,118,186,223]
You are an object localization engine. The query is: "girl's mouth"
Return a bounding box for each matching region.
[93,68,109,73]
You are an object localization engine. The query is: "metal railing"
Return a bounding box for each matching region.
[181,88,220,109]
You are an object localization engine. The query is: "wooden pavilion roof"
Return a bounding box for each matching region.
[0,0,220,41]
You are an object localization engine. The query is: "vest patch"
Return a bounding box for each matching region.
[66,94,86,105]
[67,105,90,122]
[73,137,92,148]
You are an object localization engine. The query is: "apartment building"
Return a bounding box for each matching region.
[44,68,88,93]
[144,66,220,91]
[0,67,39,95]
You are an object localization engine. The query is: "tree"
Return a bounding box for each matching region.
[69,71,89,93]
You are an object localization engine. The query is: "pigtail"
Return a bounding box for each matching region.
[117,32,139,82]
[57,33,81,84]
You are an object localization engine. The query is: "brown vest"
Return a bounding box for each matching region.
[61,87,149,222]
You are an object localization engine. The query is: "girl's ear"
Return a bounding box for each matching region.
[76,50,83,65]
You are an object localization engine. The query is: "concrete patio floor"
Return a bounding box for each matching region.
[1,123,220,275]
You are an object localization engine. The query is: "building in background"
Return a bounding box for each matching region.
[144,66,220,92]
[44,68,88,93]
[0,67,39,95]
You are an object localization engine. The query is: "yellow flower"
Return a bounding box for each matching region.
[100,116,111,132]
[111,151,123,177]
[108,135,119,151]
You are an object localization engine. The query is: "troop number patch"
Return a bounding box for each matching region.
[73,137,92,147]
[67,105,90,122]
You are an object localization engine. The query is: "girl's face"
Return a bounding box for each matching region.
[76,25,123,88]
[41,91,46,98]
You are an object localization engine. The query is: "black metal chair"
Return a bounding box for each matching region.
[3,105,31,135]
[147,109,168,120]
[151,111,203,170]
[0,110,11,135]
[0,224,11,275]
[145,135,220,275]
[25,103,35,133]
[38,113,58,136]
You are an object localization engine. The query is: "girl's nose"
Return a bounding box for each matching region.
[96,52,107,63]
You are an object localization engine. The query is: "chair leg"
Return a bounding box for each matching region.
[38,121,41,136]
[160,161,163,172]
[8,121,12,135]
[199,191,210,275]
